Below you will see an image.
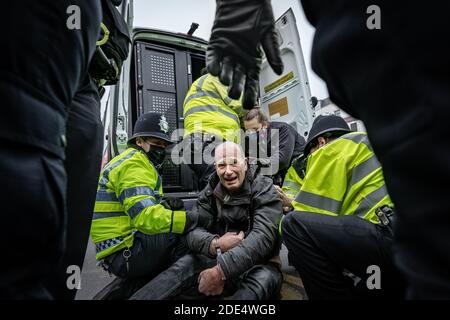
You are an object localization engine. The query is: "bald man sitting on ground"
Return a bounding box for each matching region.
[130,141,283,300]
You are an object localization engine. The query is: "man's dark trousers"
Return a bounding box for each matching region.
[282,211,404,299]
[129,253,282,300]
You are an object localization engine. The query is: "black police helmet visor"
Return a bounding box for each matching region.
[304,115,352,156]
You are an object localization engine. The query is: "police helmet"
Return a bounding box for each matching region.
[127,112,172,145]
[304,114,352,155]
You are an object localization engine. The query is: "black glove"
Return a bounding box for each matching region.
[207,0,284,109]
[183,209,213,234]
[161,196,185,211]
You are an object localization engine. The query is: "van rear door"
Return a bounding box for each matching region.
[108,28,207,193]
[259,8,314,138]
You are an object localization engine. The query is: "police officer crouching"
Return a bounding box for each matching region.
[279,115,404,299]
[90,112,198,299]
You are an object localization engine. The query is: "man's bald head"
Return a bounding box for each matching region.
[214,141,245,163]
[214,142,247,193]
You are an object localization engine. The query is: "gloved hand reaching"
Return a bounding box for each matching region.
[162,197,197,234]
[163,198,213,234]
[184,209,212,234]
[161,196,185,211]
[207,0,283,109]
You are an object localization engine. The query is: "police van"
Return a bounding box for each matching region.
[91,1,314,300]
[103,6,314,199]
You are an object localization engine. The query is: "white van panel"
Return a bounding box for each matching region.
[259,8,314,138]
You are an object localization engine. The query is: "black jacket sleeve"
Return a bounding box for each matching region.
[271,123,296,174]
[218,175,283,279]
[186,188,217,257]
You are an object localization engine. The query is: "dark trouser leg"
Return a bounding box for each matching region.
[130,254,216,300]
[110,233,185,279]
[187,133,216,190]
[189,162,216,191]
[300,1,450,298]
[97,233,189,300]
[108,232,186,281]
[230,263,283,300]
[385,125,450,298]
[46,76,103,300]
[0,1,101,299]
[0,141,66,299]
[282,211,402,300]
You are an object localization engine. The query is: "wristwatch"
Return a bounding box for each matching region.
[209,237,220,256]
[216,246,222,260]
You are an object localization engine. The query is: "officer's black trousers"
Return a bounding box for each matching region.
[300,0,450,298]
[0,1,102,299]
[106,232,187,281]
[92,232,188,300]
[185,133,216,190]
[129,253,282,300]
[282,211,404,299]
[46,76,103,300]
[0,142,66,299]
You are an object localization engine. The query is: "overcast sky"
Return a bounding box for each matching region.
[133,0,329,99]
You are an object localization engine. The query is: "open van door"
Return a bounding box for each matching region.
[259,8,314,139]
[100,0,134,168]
[105,0,208,195]
[259,8,311,300]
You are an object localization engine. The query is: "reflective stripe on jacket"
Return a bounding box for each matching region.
[282,165,304,199]
[90,147,186,260]
[183,74,244,142]
[291,132,393,224]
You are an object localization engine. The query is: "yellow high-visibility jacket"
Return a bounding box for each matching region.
[282,156,306,199]
[183,74,245,143]
[291,132,393,224]
[90,147,187,260]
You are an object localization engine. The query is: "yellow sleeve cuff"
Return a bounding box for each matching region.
[172,210,187,234]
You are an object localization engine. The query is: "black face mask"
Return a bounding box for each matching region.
[146,145,166,170]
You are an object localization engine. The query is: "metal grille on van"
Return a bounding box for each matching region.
[149,55,175,87]
[140,48,180,187]
[134,40,204,192]
[149,93,179,187]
